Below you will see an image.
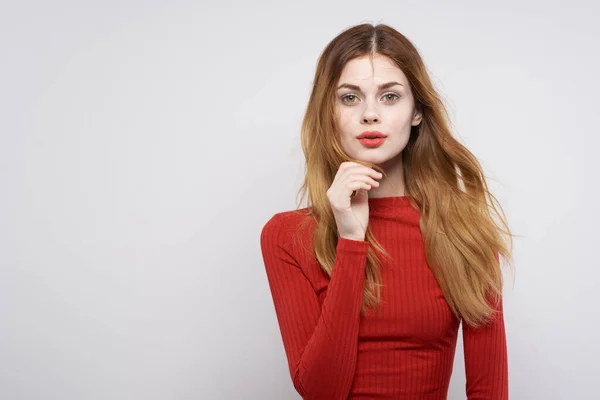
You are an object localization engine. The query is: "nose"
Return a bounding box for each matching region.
[361,103,380,124]
[362,115,379,123]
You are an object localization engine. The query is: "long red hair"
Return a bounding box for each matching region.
[294,23,514,328]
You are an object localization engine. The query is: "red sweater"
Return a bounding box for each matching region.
[260,196,508,400]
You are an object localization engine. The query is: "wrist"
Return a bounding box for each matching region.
[339,234,366,242]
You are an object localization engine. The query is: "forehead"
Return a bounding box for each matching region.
[338,55,407,86]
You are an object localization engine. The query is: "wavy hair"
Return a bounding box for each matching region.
[293,23,515,328]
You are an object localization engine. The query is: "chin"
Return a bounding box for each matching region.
[354,152,391,164]
[364,149,404,164]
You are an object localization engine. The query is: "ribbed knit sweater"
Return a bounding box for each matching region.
[260,195,508,400]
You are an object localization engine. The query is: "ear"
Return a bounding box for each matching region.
[412,108,423,126]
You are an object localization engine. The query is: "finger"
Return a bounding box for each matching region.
[341,165,383,182]
[344,174,381,189]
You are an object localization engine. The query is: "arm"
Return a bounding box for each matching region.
[260,214,369,400]
[462,253,509,399]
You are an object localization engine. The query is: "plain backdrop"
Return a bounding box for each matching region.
[1,1,599,399]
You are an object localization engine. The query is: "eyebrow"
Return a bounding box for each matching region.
[336,81,404,92]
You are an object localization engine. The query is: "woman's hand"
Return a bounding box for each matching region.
[327,161,382,241]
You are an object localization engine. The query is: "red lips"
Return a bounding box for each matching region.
[357,130,387,139]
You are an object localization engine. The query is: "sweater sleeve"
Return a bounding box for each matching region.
[462,253,509,400]
[260,213,370,400]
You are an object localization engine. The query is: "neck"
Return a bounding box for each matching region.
[368,153,406,199]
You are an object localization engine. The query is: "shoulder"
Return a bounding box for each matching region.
[260,207,315,251]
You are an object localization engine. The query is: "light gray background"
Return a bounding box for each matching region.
[2,1,599,399]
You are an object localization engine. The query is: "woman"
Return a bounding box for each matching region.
[260,22,514,400]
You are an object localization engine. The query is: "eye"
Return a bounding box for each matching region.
[340,92,401,105]
[341,94,359,104]
[382,92,401,103]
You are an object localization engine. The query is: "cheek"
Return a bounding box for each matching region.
[386,112,413,129]
[336,108,353,130]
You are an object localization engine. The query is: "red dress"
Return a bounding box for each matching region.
[260,196,508,399]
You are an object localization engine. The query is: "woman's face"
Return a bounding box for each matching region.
[335,54,422,166]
